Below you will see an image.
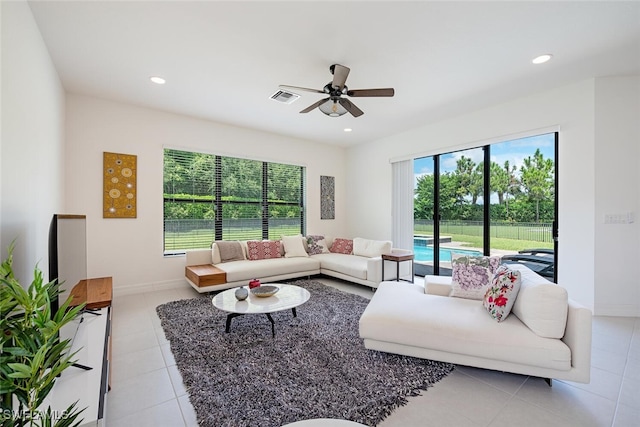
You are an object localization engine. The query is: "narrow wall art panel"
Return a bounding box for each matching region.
[103,152,137,218]
[320,175,335,219]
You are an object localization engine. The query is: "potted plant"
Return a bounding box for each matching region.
[0,242,86,426]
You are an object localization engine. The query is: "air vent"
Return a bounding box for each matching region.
[270,90,300,104]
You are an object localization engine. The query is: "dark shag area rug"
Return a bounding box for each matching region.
[156,280,454,427]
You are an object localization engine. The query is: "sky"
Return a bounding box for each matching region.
[414,133,555,186]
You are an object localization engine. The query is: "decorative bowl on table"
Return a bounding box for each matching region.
[250,285,279,298]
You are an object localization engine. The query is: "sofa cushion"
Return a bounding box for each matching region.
[313,253,369,280]
[216,257,320,282]
[352,238,392,258]
[483,265,521,322]
[282,235,309,258]
[214,241,245,263]
[330,238,353,255]
[359,282,571,371]
[450,254,501,300]
[425,275,453,296]
[509,264,568,339]
[305,235,329,255]
[246,240,282,260]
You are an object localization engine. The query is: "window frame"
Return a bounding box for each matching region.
[163,149,306,254]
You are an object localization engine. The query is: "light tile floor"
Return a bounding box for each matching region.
[106,277,640,427]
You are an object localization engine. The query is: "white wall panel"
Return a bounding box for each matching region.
[594,76,640,316]
[0,1,65,284]
[65,94,347,293]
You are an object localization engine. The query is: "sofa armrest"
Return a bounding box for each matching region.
[561,299,592,383]
[185,249,213,266]
[425,274,452,296]
[366,257,383,283]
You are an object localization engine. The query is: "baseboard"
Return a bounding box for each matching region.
[595,303,640,317]
[113,278,186,297]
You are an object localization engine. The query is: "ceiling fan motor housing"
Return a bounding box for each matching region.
[323,83,347,96]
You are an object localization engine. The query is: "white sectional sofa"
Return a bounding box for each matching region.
[359,263,592,384]
[185,236,411,293]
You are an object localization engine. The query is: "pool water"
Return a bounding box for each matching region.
[413,245,482,262]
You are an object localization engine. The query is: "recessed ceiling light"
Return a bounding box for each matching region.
[150,76,166,84]
[344,128,352,132]
[532,54,553,65]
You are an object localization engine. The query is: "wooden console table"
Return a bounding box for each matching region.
[53,276,112,426]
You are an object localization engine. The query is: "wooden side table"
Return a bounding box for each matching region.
[382,252,415,283]
[185,264,227,288]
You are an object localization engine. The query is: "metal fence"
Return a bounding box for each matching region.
[414,220,553,243]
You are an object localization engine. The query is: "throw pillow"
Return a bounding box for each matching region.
[450,254,501,300]
[305,235,329,255]
[215,241,245,263]
[246,240,282,260]
[329,238,353,255]
[483,265,521,322]
[281,235,309,258]
[352,238,392,257]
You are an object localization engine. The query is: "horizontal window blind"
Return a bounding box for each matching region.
[163,149,305,253]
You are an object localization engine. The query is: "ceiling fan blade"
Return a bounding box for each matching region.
[346,88,395,97]
[338,98,364,117]
[280,85,325,94]
[300,98,330,113]
[331,64,350,91]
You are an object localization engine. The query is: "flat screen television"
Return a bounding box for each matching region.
[48,214,87,314]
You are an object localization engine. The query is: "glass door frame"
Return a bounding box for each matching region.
[427,132,558,283]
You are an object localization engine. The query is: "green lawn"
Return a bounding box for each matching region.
[165,225,301,251]
[443,234,553,252]
[414,222,552,252]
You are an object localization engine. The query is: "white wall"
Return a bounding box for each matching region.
[0,1,66,284]
[65,94,347,294]
[348,76,640,315]
[594,76,640,316]
[346,79,600,311]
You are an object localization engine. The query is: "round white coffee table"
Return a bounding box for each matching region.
[212,284,310,337]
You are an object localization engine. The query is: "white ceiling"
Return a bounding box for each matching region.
[28,1,640,147]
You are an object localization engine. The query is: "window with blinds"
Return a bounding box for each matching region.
[163,149,305,253]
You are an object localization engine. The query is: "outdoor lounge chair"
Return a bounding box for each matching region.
[501,248,555,280]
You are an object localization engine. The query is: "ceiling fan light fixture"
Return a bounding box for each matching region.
[319,99,347,117]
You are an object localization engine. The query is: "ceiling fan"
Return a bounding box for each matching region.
[280,64,394,118]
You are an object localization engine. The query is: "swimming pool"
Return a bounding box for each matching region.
[413,245,482,262]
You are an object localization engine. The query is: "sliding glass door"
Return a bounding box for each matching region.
[488,134,557,280]
[414,133,557,281]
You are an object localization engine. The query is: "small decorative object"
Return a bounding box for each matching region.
[249,278,261,289]
[235,286,248,301]
[250,285,279,298]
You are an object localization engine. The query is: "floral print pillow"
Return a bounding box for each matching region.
[305,235,328,255]
[450,254,501,300]
[483,265,521,322]
[329,238,353,255]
